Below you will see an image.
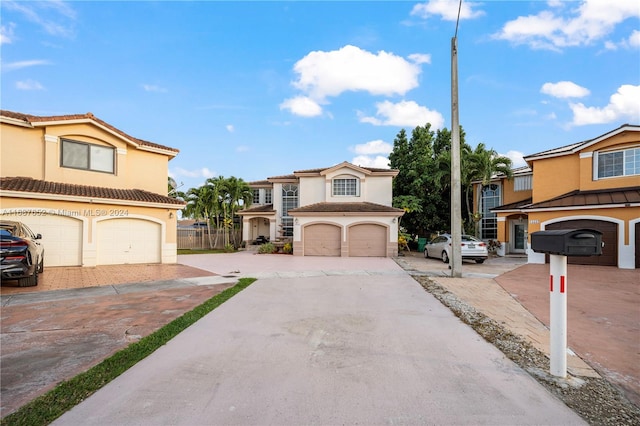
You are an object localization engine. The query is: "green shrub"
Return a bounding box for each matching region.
[282,242,293,254]
[258,242,276,254]
[223,243,235,253]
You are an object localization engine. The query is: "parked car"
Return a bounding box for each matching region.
[0,220,44,287]
[423,233,488,264]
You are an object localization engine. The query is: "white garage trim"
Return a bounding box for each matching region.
[0,208,87,267]
[95,215,164,265]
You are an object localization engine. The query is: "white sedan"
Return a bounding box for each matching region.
[423,233,488,264]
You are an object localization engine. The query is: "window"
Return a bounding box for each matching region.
[332,177,359,196]
[480,184,500,240]
[514,175,532,191]
[281,184,298,237]
[61,139,114,173]
[597,147,640,179]
[265,188,272,204]
[253,189,260,204]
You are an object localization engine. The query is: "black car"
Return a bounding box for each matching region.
[0,220,44,287]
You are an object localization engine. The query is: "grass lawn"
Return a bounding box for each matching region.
[1,277,256,426]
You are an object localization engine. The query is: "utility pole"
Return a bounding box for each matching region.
[450,2,463,278]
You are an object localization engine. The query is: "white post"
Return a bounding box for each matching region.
[549,254,568,377]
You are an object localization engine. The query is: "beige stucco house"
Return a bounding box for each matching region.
[239,162,404,257]
[474,124,639,269]
[0,110,184,267]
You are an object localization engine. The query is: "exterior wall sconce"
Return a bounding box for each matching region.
[169,212,174,218]
[392,218,396,223]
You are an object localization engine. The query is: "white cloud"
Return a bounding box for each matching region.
[501,150,527,168]
[570,84,640,126]
[3,0,76,38]
[171,167,216,179]
[351,155,390,169]
[290,45,421,102]
[359,100,445,129]
[280,96,323,117]
[541,81,590,98]
[16,79,44,90]
[2,59,51,71]
[494,0,640,50]
[1,23,16,44]
[408,53,431,64]
[142,84,167,93]
[226,124,235,133]
[410,0,485,21]
[629,30,640,47]
[351,139,393,155]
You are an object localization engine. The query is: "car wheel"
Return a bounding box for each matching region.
[38,256,44,273]
[18,268,38,287]
[475,259,485,264]
[424,248,429,258]
[441,251,449,263]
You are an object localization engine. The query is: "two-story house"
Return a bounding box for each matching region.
[239,162,404,257]
[0,110,185,267]
[475,124,639,269]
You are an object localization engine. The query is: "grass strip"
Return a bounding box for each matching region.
[1,277,256,426]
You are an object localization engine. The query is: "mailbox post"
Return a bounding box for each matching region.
[530,229,603,378]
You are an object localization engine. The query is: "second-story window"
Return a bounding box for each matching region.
[265,188,272,204]
[253,189,260,204]
[332,177,360,196]
[61,139,115,173]
[597,147,640,179]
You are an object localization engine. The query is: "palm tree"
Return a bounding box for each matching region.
[467,143,513,237]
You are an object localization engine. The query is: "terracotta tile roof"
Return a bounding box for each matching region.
[1,177,185,206]
[523,187,640,210]
[238,204,275,214]
[0,110,178,154]
[289,202,404,214]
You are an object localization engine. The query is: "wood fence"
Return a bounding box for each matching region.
[177,228,242,250]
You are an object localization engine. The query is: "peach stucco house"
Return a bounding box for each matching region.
[239,162,404,257]
[0,110,184,267]
[474,124,639,269]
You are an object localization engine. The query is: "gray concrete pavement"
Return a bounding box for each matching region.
[54,254,584,425]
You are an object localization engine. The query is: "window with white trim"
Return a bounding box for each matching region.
[281,184,298,237]
[252,189,260,204]
[514,175,532,191]
[61,139,115,173]
[332,176,360,196]
[596,147,640,179]
[265,188,272,204]
[480,184,500,240]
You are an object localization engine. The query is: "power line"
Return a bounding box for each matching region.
[454,0,462,39]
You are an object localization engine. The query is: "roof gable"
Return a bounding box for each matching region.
[0,110,178,157]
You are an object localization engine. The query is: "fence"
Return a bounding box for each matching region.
[177,228,242,250]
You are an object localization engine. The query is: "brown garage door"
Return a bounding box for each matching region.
[303,224,341,256]
[546,220,617,266]
[349,224,387,257]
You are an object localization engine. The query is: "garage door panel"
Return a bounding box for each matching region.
[546,220,617,266]
[97,219,161,265]
[1,213,82,266]
[349,224,386,257]
[304,224,341,256]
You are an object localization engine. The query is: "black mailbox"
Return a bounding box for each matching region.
[531,229,603,256]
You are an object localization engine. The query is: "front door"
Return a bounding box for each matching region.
[510,219,527,254]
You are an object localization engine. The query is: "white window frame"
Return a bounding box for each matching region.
[332,176,360,197]
[594,146,640,180]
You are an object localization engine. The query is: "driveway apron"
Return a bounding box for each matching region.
[54,255,583,425]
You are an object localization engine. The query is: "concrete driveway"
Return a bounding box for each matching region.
[53,253,584,425]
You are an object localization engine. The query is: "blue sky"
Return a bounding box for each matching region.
[2,0,639,193]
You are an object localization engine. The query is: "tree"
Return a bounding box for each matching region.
[466,143,513,237]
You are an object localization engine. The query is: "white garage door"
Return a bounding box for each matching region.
[349,224,387,257]
[97,218,161,265]
[0,213,82,266]
[303,224,341,256]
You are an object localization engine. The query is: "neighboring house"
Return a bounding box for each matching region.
[0,110,185,267]
[476,124,639,269]
[239,162,404,257]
